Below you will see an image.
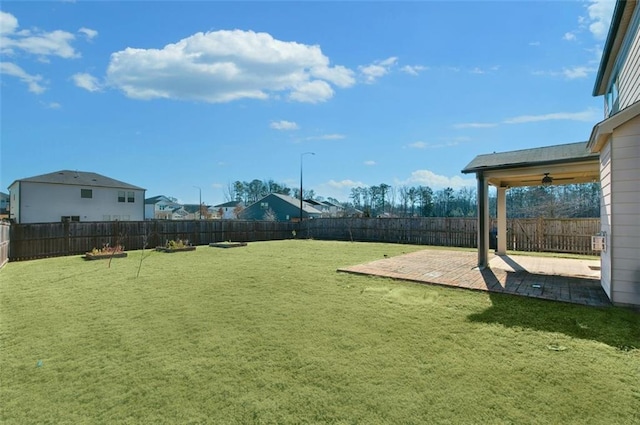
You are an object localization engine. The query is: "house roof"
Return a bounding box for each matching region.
[588,100,640,152]
[214,200,243,208]
[593,0,637,96]
[270,193,322,214]
[10,170,144,190]
[461,141,598,174]
[182,204,210,213]
[145,195,176,205]
[461,141,600,188]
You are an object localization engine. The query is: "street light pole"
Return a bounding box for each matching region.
[299,152,315,224]
[193,186,202,220]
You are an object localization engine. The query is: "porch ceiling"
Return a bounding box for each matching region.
[484,160,599,188]
[461,141,600,188]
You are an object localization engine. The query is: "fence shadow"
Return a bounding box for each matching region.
[468,268,640,350]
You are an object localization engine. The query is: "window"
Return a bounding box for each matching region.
[605,74,620,117]
[127,191,135,203]
[118,191,125,202]
[260,202,269,209]
[103,215,111,221]
[81,189,93,199]
[61,216,80,222]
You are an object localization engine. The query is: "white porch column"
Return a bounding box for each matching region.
[477,172,489,269]
[497,186,507,255]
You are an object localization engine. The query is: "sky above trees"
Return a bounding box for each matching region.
[1,1,615,205]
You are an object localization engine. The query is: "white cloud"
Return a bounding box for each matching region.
[106,29,355,103]
[314,179,368,202]
[358,56,397,83]
[0,11,19,35]
[587,0,615,40]
[503,108,598,124]
[78,27,98,40]
[72,72,102,92]
[529,41,541,46]
[470,67,484,74]
[408,141,428,149]
[562,66,595,79]
[402,170,475,190]
[400,65,427,76]
[270,120,299,130]
[364,160,376,166]
[0,62,46,93]
[289,79,334,103]
[563,32,577,41]
[453,122,497,129]
[0,12,78,58]
[42,101,61,109]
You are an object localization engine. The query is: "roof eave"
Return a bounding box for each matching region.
[592,0,629,96]
[461,155,599,175]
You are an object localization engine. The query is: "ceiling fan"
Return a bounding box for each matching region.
[520,173,576,186]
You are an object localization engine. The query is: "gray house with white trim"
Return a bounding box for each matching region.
[8,170,145,223]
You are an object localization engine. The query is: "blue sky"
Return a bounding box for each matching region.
[1,1,615,205]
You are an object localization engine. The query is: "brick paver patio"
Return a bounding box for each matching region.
[337,249,611,307]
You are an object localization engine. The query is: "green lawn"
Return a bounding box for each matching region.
[1,240,638,424]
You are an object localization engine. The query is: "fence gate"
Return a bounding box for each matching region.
[0,222,9,268]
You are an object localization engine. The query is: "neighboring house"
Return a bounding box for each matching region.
[304,199,345,217]
[587,0,640,308]
[214,200,244,219]
[0,192,9,215]
[239,193,322,221]
[145,195,182,220]
[8,170,145,223]
[462,0,639,308]
[321,200,345,217]
[182,204,211,220]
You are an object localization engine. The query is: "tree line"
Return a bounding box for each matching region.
[349,183,600,218]
[225,179,600,218]
[225,179,320,205]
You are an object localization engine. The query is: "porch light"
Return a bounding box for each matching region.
[541,173,553,186]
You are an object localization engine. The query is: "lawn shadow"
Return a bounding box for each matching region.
[468,267,640,351]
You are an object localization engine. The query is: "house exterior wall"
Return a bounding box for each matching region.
[240,194,320,221]
[617,5,640,111]
[599,140,612,299]
[610,115,640,306]
[8,182,20,223]
[13,182,144,223]
[0,193,9,214]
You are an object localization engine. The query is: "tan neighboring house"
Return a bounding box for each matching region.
[8,170,145,223]
[587,0,640,307]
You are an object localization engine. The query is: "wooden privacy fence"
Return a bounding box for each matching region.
[7,217,600,261]
[307,217,600,255]
[8,220,297,261]
[0,222,9,268]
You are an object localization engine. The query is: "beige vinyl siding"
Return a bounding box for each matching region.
[610,114,640,306]
[618,6,640,110]
[599,140,612,299]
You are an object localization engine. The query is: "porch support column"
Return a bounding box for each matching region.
[477,172,489,269]
[497,186,507,255]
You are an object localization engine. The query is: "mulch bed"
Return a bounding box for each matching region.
[83,252,128,260]
[209,242,248,248]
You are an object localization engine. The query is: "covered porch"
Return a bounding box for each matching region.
[461,142,600,268]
